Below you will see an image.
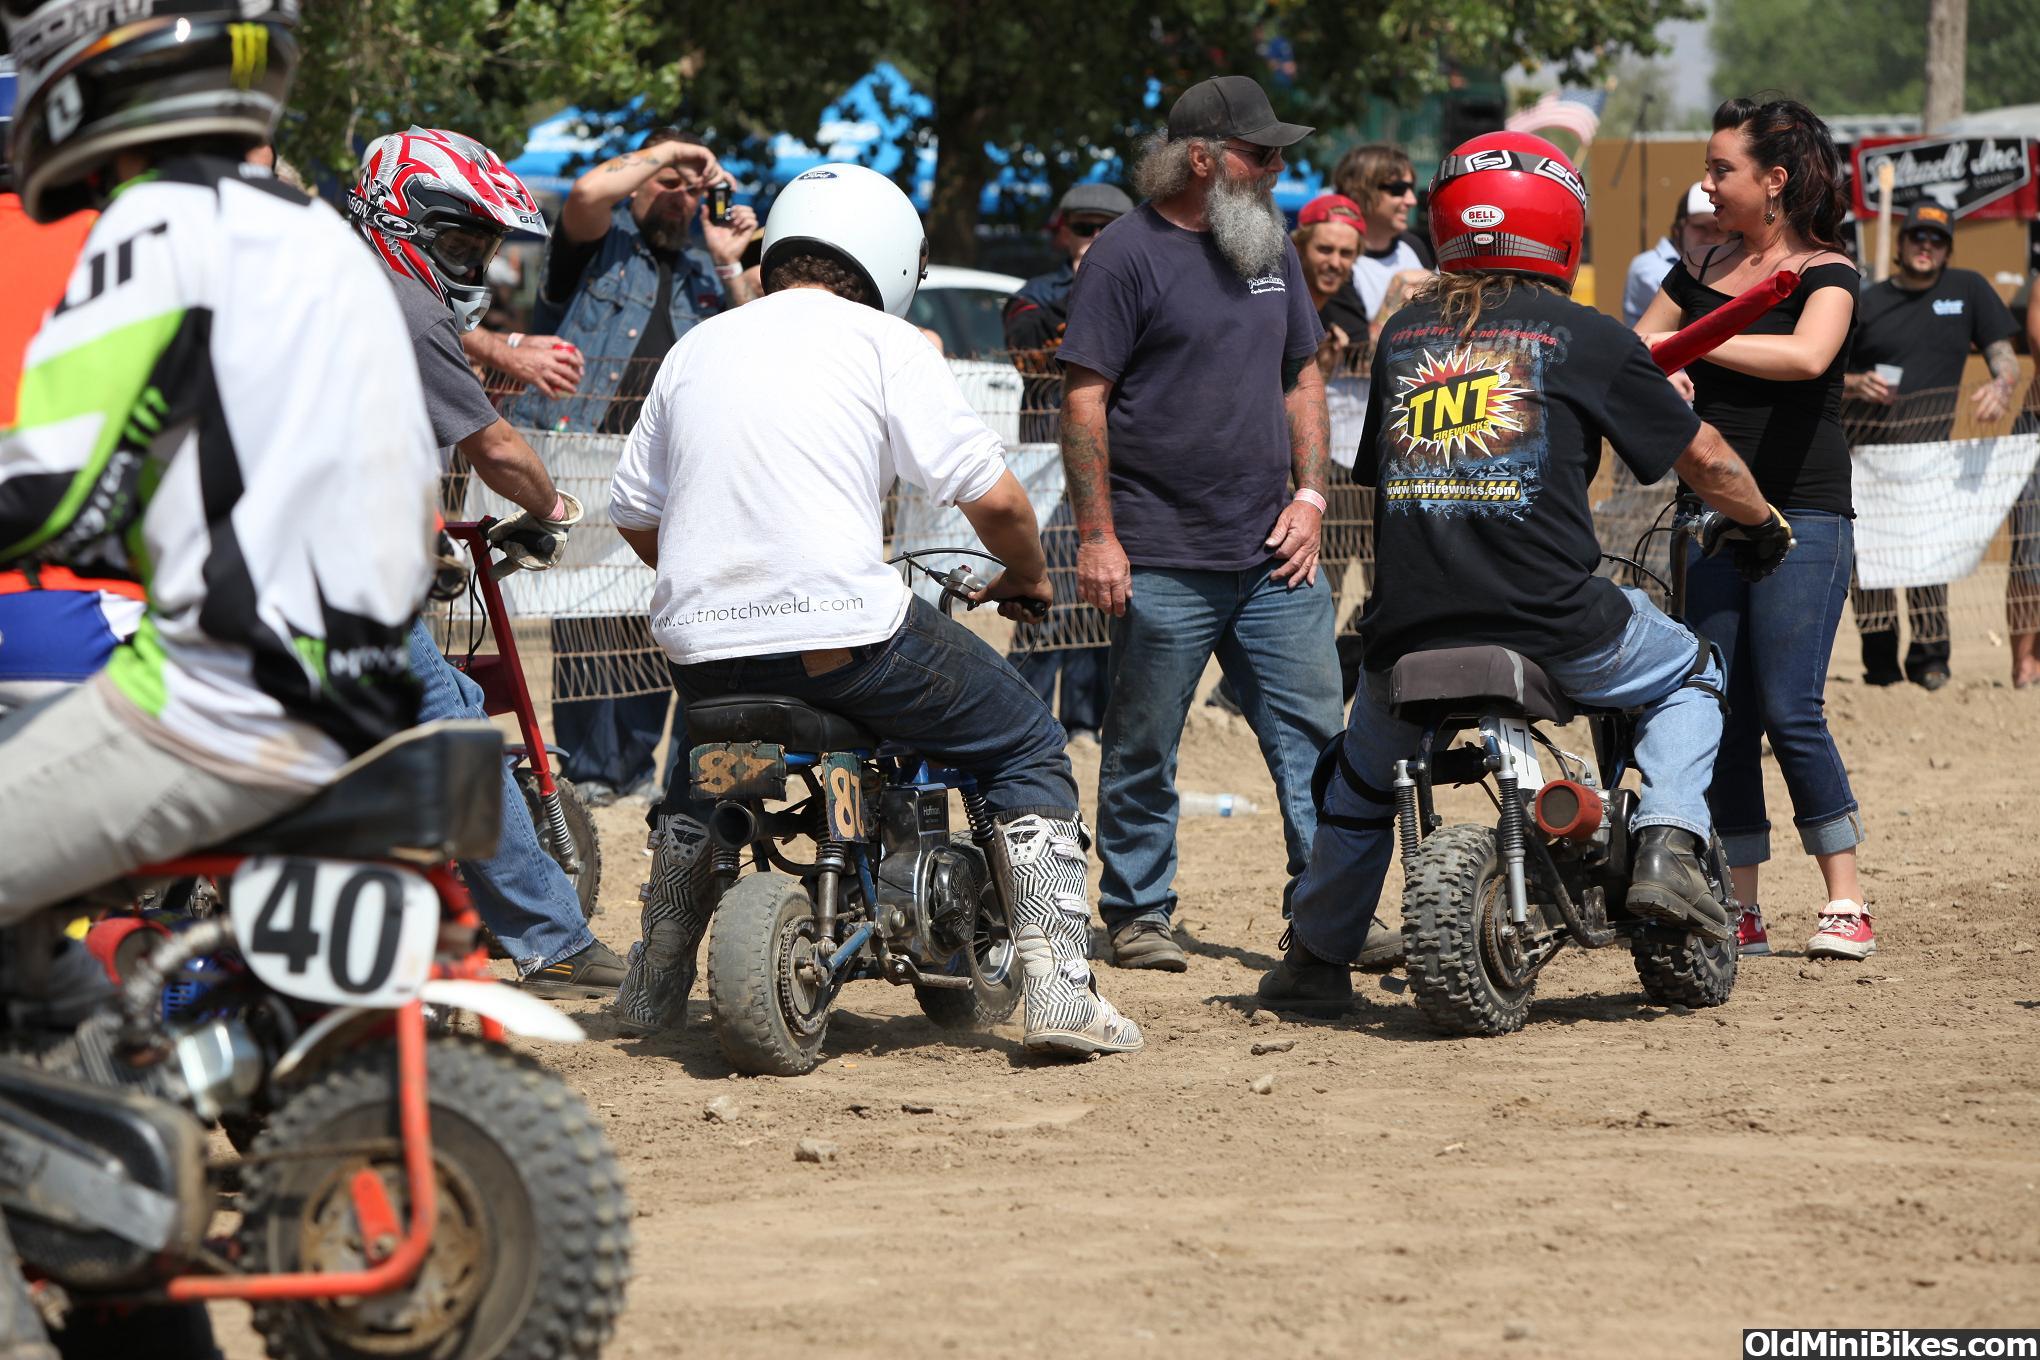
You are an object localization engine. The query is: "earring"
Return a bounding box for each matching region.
[1764,196,1777,225]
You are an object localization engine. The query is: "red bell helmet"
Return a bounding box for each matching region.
[1428,132,1587,290]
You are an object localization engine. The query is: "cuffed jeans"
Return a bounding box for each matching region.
[1288,587,1724,964]
[1095,563,1343,932]
[408,621,594,974]
[1685,509,1866,865]
[656,597,1077,823]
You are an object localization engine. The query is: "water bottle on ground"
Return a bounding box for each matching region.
[1179,791,1262,817]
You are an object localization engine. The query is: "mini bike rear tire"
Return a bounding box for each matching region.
[915,837,1021,1031]
[707,873,832,1076]
[1400,824,1536,1037]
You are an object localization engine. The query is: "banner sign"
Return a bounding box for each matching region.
[1852,434,2040,590]
[1850,136,2038,221]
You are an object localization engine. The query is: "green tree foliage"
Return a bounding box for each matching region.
[284,0,1700,258]
[671,0,1699,257]
[1711,0,2037,116]
[281,0,680,179]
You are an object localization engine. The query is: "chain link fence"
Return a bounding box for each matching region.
[453,354,2040,704]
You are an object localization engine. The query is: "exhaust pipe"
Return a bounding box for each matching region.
[1532,779,1604,843]
[707,801,757,851]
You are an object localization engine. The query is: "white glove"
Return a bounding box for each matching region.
[487,491,583,573]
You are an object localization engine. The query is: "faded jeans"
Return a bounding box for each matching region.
[1095,563,1344,932]
[408,621,594,974]
[1288,587,1724,964]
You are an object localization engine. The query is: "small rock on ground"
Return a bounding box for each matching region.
[795,1138,841,1164]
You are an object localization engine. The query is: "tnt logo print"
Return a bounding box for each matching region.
[1391,348,1530,465]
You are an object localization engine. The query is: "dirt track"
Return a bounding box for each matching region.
[216,648,2040,1359]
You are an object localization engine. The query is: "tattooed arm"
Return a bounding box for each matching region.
[560,140,720,243]
[1267,360,1329,587]
[1972,337,2022,424]
[1060,364,1131,616]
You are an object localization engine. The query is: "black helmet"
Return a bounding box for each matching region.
[2,1,301,222]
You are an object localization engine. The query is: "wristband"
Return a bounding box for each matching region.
[1292,488,1328,514]
[507,333,525,349]
[714,262,742,279]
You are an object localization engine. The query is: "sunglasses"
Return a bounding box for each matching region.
[1066,218,1114,237]
[1226,141,1282,169]
[1902,229,1950,247]
[1378,179,1417,197]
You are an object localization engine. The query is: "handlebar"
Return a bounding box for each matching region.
[934,563,1049,622]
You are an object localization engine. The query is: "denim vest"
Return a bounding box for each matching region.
[508,203,726,432]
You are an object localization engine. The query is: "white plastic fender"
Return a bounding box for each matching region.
[418,979,586,1043]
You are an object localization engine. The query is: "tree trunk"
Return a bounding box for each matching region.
[927,99,991,264]
[1923,0,1967,132]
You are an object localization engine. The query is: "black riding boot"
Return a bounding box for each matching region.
[1625,826,1730,939]
[1256,931,1354,1016]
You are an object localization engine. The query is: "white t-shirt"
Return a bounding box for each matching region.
[610,288,1008,665]
[1351,238,1426,319]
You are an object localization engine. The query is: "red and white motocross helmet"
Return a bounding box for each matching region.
[349,126,548,332]
[1429,131,1587,290]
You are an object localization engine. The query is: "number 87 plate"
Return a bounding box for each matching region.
[230,858,443,1008]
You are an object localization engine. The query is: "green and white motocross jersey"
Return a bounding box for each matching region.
[0,157,439,784]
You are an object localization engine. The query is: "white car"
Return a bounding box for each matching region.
[909,264,1026,359]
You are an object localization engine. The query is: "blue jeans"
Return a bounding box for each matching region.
[1010,646,1111,734]
[407,621,595,974]
[1288,588,1724,964]
[1096,563,1343,932]
[1685,509,1865,865]
[657,597,1077,822]
[552,692,678,789]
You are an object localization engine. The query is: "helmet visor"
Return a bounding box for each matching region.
[417,220,505,285]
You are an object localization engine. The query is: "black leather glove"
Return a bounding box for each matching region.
[486,491,583,573]
[1700,504,1795,583]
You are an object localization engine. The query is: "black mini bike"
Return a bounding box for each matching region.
[1387,497,1742,1036]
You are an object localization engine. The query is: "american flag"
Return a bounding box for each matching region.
[1505,88,1608,146]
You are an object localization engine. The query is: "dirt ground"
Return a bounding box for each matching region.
[215,637,2040,1360]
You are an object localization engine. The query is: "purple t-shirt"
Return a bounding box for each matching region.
[1056,204,1323,570]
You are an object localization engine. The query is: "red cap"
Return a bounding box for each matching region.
[1298,193,1365,228]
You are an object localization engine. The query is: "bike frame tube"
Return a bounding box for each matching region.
[164,997,437,1301]
[442,521,558,798]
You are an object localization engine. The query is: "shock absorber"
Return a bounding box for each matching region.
[961,789,1020,926]
[1482,725,1531,928]
[538,788,581,876]
[1392,760,1421,868]
[812,840,851,943]
[960,790,996,849]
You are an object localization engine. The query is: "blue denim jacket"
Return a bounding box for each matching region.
[508,203,726,432]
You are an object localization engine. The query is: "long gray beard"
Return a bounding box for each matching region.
[1208,169,1288,282]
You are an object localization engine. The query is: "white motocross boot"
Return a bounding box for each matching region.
[996,814,1143,1056]
[613,813,718,1035]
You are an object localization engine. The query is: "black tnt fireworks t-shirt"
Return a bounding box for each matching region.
[1353,285,1700,668]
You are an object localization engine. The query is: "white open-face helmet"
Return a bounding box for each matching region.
[761,162,928,317]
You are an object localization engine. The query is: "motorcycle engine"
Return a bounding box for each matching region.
[920,845,987,958]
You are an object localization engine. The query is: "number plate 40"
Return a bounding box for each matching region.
[230,858,441,1007]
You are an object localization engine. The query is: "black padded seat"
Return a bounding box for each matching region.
[686,694,876,753]
[217,720,504,862]
[1387,645,1576,724]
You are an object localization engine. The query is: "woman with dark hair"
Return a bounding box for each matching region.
[1634,96,1871,963]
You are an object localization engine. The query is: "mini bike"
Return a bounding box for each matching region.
[0,721,632,1360]
[1389,497,1742,1036]
[695,557,1042,1076]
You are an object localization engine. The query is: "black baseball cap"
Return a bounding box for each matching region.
[1166,75,1312,148]
[1899,202,1954,241]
